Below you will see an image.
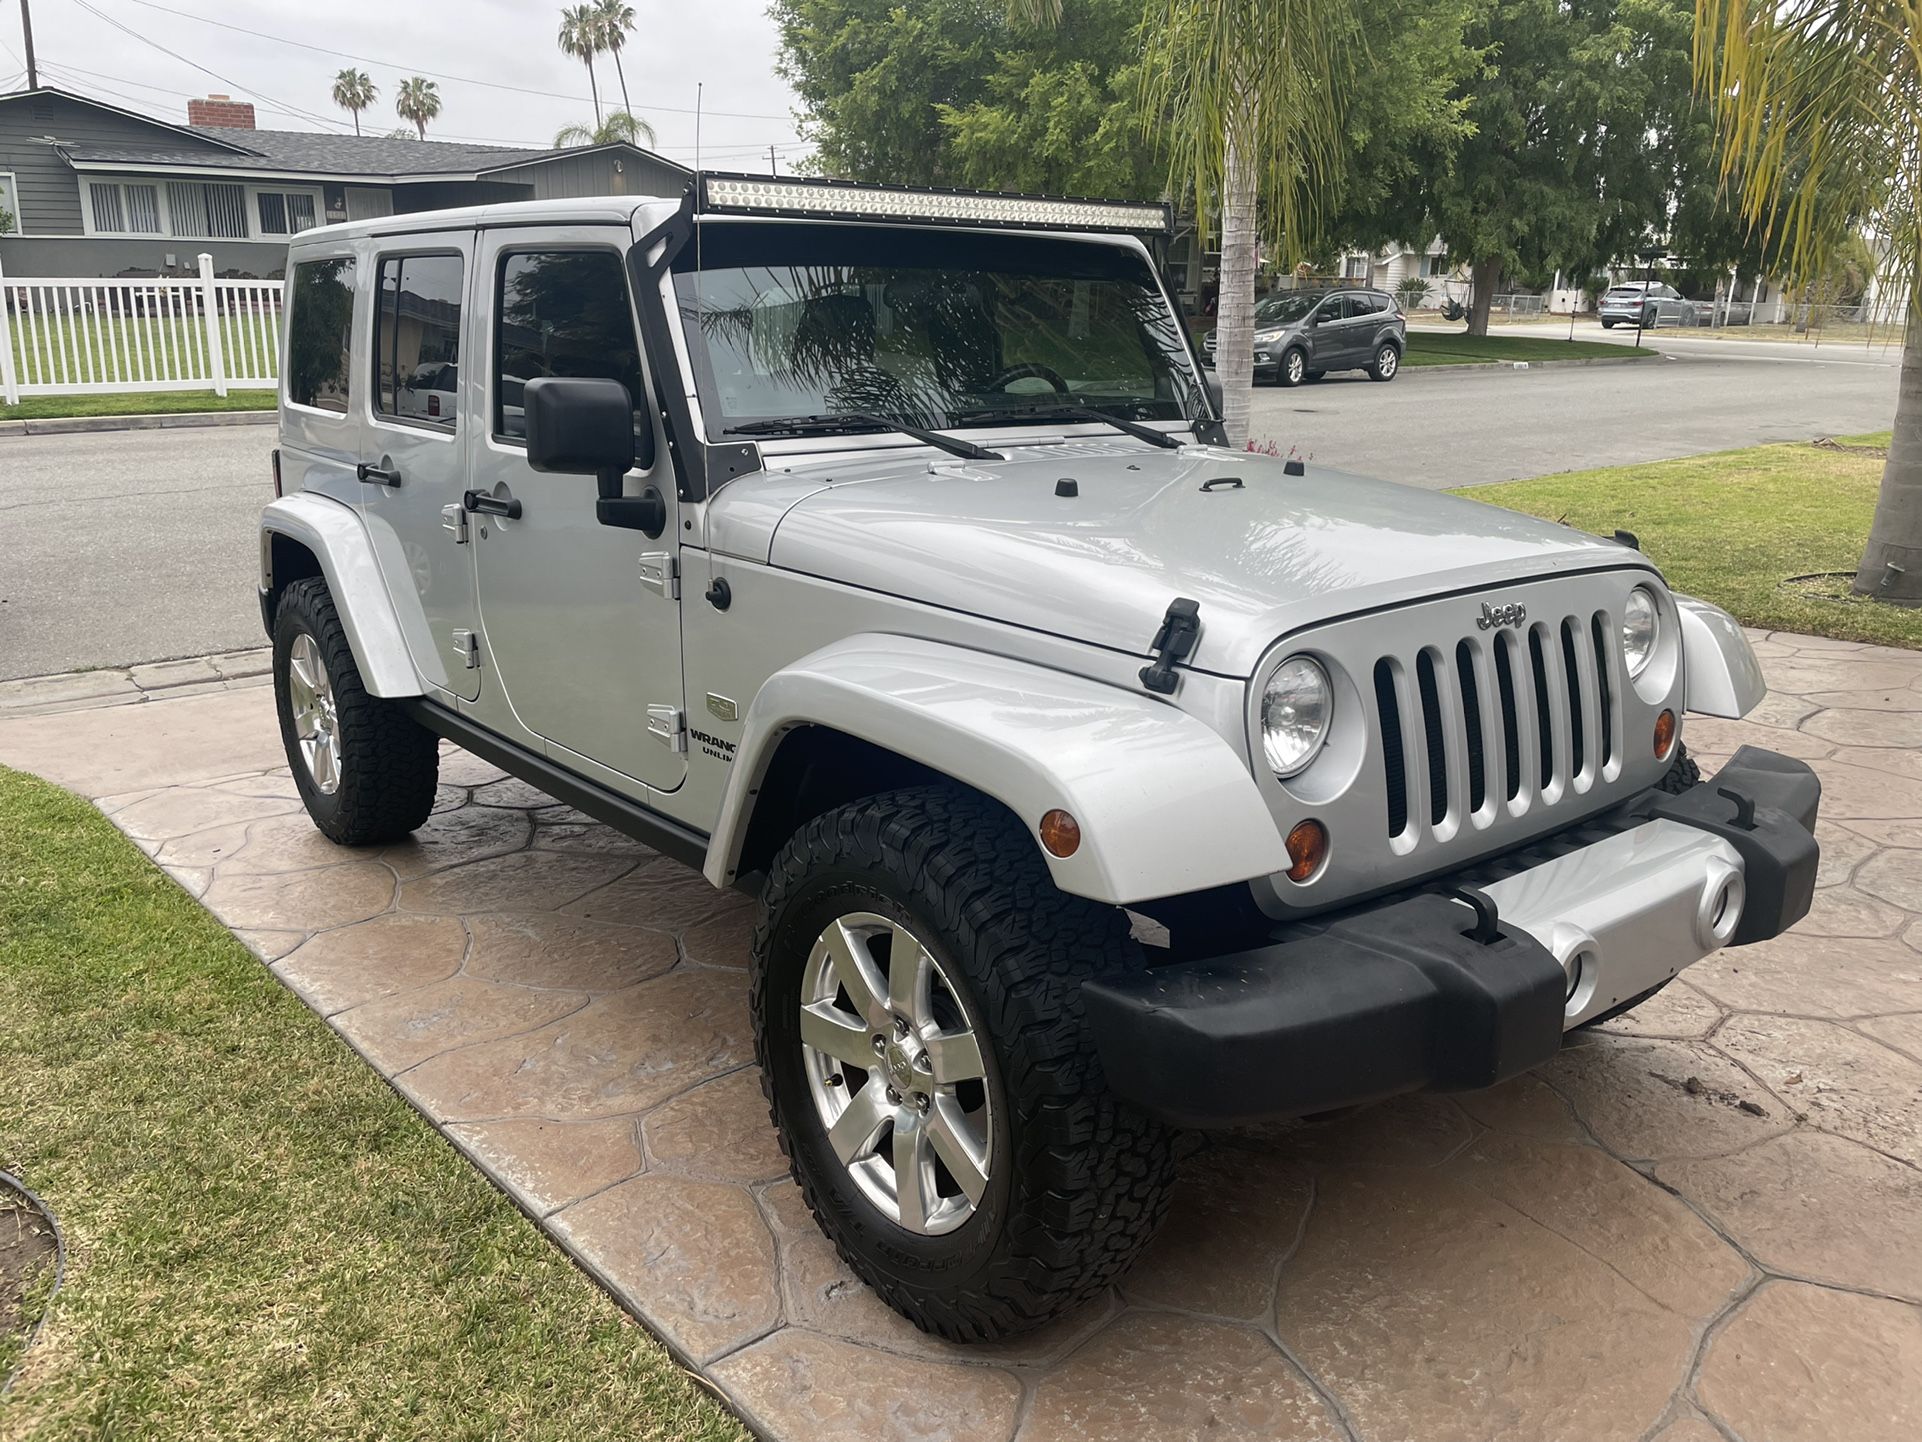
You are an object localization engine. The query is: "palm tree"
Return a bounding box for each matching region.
[554,109,657,149]
[331,68,376,137]
[1695,0,1921,603]
[394,76,441,141]
[558,5,604,126]
[592,0,638,121]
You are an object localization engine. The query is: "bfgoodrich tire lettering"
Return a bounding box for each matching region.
[273,576,438,845]
[751,785,1176,1341]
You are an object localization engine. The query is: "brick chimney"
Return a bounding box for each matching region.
[188,94,256,129]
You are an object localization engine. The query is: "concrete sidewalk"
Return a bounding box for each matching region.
[2,635,1919,1442]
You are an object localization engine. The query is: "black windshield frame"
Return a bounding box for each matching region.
[669,220,1207,442]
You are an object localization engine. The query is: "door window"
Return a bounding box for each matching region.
[286,257,356,414]
[492,250,647,441]
[374,253,464,430]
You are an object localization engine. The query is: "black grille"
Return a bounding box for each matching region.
[1374,659,1408,838]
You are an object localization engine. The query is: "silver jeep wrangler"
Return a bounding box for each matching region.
[260,173,1821,1342]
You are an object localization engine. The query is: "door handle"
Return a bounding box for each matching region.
[356,462,401,486]
[463,490,523,520]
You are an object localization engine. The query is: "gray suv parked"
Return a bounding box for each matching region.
[261,173,1819,1345]
[1203,288,1406,385]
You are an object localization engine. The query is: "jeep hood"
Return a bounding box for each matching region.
[719,442,1651,678]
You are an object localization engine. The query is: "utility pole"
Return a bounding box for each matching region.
[768,144,777,177]
[20,0,39,89]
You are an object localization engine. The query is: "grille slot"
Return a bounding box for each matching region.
[1371,606,1614,846]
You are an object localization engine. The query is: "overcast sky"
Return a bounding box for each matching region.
[3,0,809,168]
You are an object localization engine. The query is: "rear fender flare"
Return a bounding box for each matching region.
[260,494,420,699]
[704,635,1289,906]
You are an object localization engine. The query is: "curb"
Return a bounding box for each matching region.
[0,648,274,719]
[1405,353,1664,373]
[0,409,275,437]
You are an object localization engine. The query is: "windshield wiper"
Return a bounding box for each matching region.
[953,403,1182,450]
[724,412,1003,462]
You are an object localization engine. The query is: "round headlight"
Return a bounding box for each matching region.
[1622,587,1660,678]
[1262,656,1332,777]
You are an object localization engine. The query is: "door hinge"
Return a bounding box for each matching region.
[646,704,687,752]
[441,503,469,543]
[638,552,679,599]
[450,628,481,669]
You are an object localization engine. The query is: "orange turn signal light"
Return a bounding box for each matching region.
[1654,708,1677,759]
[1284,819,1328,883]
[1039,808,1081,858]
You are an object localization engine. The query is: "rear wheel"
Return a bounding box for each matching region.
[1368,342,1401,381]
[751,786,1176,1341]
[1600,319,1617,329]
[273,577,438,845]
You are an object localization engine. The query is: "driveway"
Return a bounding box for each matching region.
[0,336,1900,678]
[2,638,1918,1442]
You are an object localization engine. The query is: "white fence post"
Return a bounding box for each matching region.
[198,253,228,397]
[0,254,18,406]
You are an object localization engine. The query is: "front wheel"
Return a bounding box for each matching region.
[1278,348,1308,387]
[273,577,438,845]
[1368,342,1401,381]
[751,786,1176,1342]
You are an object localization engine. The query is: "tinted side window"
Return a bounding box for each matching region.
[1347,293,1385,318]
[494,250,646,441]
[374,253,464,429]
[286,257,355,414]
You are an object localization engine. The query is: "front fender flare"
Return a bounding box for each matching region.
[1675,594,1765,719]
[704,635,1289,906]
[260,494,420,699]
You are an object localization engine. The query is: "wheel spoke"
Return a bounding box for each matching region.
[826,1076,891,1165]
[887,929,932,1027]
[892,1107,933,1232]
[927,1096,989,1205]
[800,1000,874,1069]
[294,703,320,739]
[823,921,889,1031]
[922,1027,984,1085]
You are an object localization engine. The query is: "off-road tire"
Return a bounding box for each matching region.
[1278,347,1309,388]
[1574,744,1703,1030]
[273,577,438,845]
[751,785,1177,1342]
[1368,341,1402,381]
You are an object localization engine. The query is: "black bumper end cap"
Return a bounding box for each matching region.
[1084,893,1566,1129]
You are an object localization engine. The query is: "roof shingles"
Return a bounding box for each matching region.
[58,126,617,179]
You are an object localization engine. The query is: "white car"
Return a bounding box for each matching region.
[1600,281,1698,329]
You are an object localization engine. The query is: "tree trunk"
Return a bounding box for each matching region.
[1468,258,1500,337]
[352,110,361,137]
[1852,306,1922,604]
[586,60,602,124]
[414,118,425,141]
[1216,121,1259,449]
[612,51,633,118]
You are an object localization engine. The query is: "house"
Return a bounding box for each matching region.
[0,87,690,279]
[1337,239,1465,306]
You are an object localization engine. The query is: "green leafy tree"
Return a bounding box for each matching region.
[554,110,657,148]
[1696,0,1922,602]
[330,68,377,137]
[558,5,605,126]
[394,77,441,141]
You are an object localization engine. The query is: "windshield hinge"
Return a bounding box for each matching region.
[1139,597,1201,695]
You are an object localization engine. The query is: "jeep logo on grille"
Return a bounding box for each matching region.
[1476,600,1527,631]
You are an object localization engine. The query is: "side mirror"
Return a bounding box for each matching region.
[523,376,656,476]
[1202,370,1224,417]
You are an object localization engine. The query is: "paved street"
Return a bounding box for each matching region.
[2,636,1919,1442]
[0,333,1901,678]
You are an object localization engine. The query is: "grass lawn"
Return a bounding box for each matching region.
[1456,433,1920,649]
[1404,331,1658,366]
[0,767,748,1441]
[0,390,275,422]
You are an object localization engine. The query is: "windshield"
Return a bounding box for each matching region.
[671,221,1205,438]
[1254,293,1319,326]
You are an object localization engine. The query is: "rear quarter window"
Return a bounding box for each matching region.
[286,257,356,414]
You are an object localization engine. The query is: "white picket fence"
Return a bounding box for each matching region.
[0,253,282,404]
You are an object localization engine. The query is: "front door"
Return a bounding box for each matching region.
[469,230,687,792]
[357,239,481,700]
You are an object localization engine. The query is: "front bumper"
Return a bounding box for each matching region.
[1086,746,1821,1127]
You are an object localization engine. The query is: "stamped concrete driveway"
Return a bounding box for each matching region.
[2,636,1920,1442]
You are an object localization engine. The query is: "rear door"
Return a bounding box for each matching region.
[356,240,482,701]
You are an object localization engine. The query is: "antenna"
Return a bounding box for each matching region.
[769,143,777,176]
[694,82,703,172]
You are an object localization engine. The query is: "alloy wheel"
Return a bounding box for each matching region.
[1286,351,1305,385]
[1377,345,1398,378]
[287,633,342,795]
[797,911,993,1236]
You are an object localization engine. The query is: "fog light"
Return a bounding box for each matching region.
[1284,819,1328,883]
[1039,808,1081,858]
[1654,708,1677,758]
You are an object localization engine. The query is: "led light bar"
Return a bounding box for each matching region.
[699,172,1172,236]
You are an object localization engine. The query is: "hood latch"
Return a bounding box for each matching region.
[1139,597,1201,695]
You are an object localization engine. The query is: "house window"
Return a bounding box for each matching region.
[256,190,321,236]
[0,172,20,235]
[166,180,249,239]
[89,180,163,235]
